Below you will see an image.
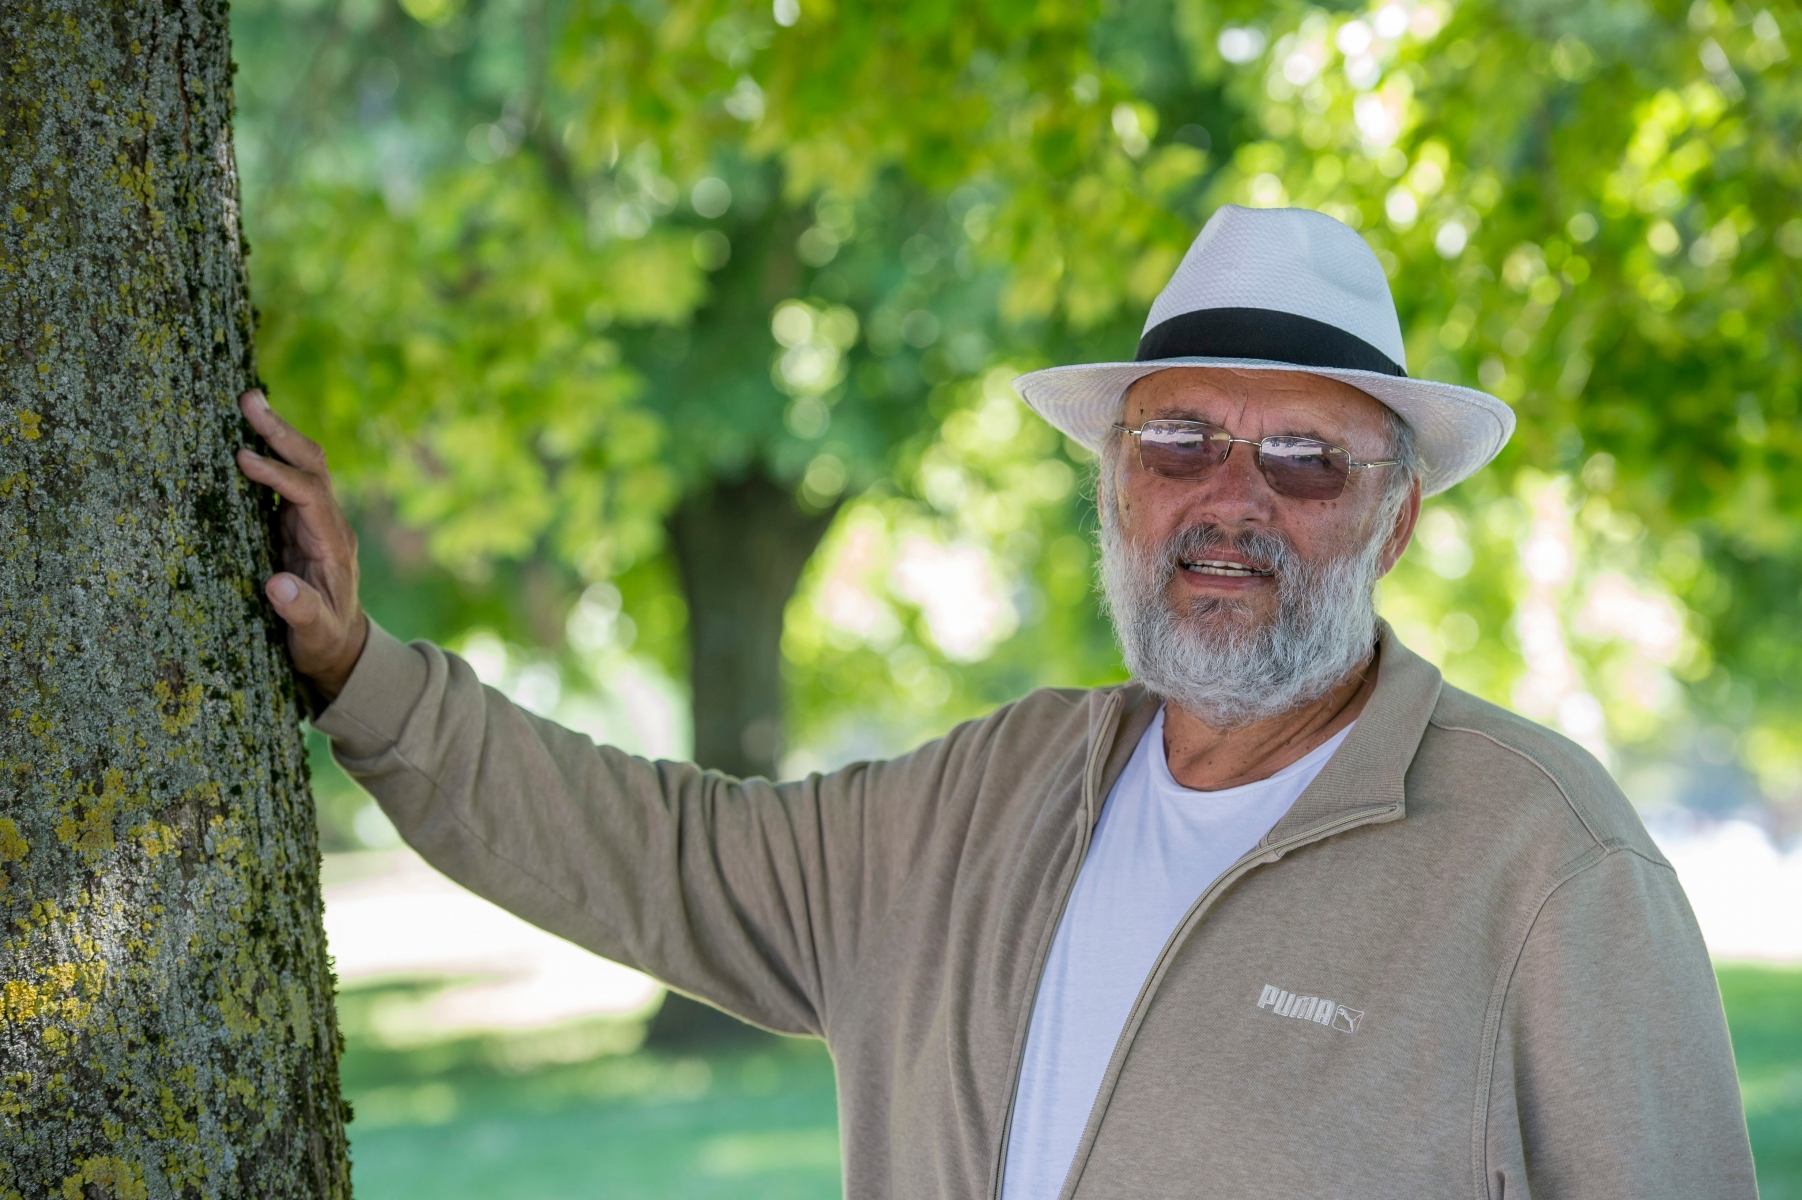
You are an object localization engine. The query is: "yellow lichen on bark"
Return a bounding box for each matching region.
[59,1155,148,1200]
[0,816,26,861]
[54,767,127,859]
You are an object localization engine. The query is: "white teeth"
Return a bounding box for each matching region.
[1182,559,1271,577]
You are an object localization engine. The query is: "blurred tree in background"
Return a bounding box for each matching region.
[229,0,1800,841]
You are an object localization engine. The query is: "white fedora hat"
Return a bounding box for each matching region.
[1013,205,1514,497]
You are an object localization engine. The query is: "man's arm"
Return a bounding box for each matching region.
[1484,847,1757,1200]
[314,625,968,1035]
[236,389,960,1035]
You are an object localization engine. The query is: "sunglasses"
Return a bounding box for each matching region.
[1113,420,1399,501]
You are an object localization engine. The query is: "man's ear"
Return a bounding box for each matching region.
[1377,476,1422,577]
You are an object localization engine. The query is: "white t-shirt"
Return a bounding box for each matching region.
[999,707,1354,1200]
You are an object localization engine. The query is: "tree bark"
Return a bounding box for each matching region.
[667,475,836,780]
[0,1,350,1196]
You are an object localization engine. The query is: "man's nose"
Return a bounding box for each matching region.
[1180,442,1274,525]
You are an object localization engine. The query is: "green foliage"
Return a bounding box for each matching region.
[233,0,1802,819]
[251,161,687,579]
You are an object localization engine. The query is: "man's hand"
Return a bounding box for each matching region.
[234,389,368,702]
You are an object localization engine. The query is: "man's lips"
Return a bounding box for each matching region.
[1179,556,1274,578]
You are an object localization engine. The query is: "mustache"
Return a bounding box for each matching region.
[1155,523,1298,577]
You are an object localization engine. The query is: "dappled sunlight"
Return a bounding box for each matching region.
[324,849,662,1039]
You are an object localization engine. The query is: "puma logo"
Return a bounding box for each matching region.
[1257,983,1363,1033]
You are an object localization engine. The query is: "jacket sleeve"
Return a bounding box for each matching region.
[1483,845,1758,1200]
[312,623,970,1038]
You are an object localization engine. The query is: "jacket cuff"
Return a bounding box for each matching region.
[311,621,430,760]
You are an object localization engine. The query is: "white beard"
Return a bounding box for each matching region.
[1097,483,1388,729]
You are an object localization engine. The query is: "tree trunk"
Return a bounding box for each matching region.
[667,475,836,779]
[661,475,834,1040]
[0,1,350,1196]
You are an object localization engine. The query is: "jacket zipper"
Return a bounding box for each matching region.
[986,691,1125,1200]
[1050,800,1404,1200]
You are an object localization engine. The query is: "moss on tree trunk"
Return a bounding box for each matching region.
[0,0,351,1195]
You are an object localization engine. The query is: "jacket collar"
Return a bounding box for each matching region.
[1090,621,1443,840]
[1091,684,1162,820]
[1265,621,1442,842]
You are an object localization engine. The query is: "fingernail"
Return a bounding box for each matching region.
[248,389,268,410]
[240,447,262,460]
[270,575,299,604]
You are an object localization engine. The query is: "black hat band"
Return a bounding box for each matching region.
[1135,306,1406,377]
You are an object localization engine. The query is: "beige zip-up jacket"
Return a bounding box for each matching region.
[317,620,1757,1200]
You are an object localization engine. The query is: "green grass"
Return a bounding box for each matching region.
[338,983,841,1200]
[343,966,1802,1198]
[1720,964,1802,1199]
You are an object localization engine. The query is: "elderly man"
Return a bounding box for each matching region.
[237,206,1755,1199]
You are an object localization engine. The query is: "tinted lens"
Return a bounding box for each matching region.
[1136,420,1231,479]
[1257,436,1351,500]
